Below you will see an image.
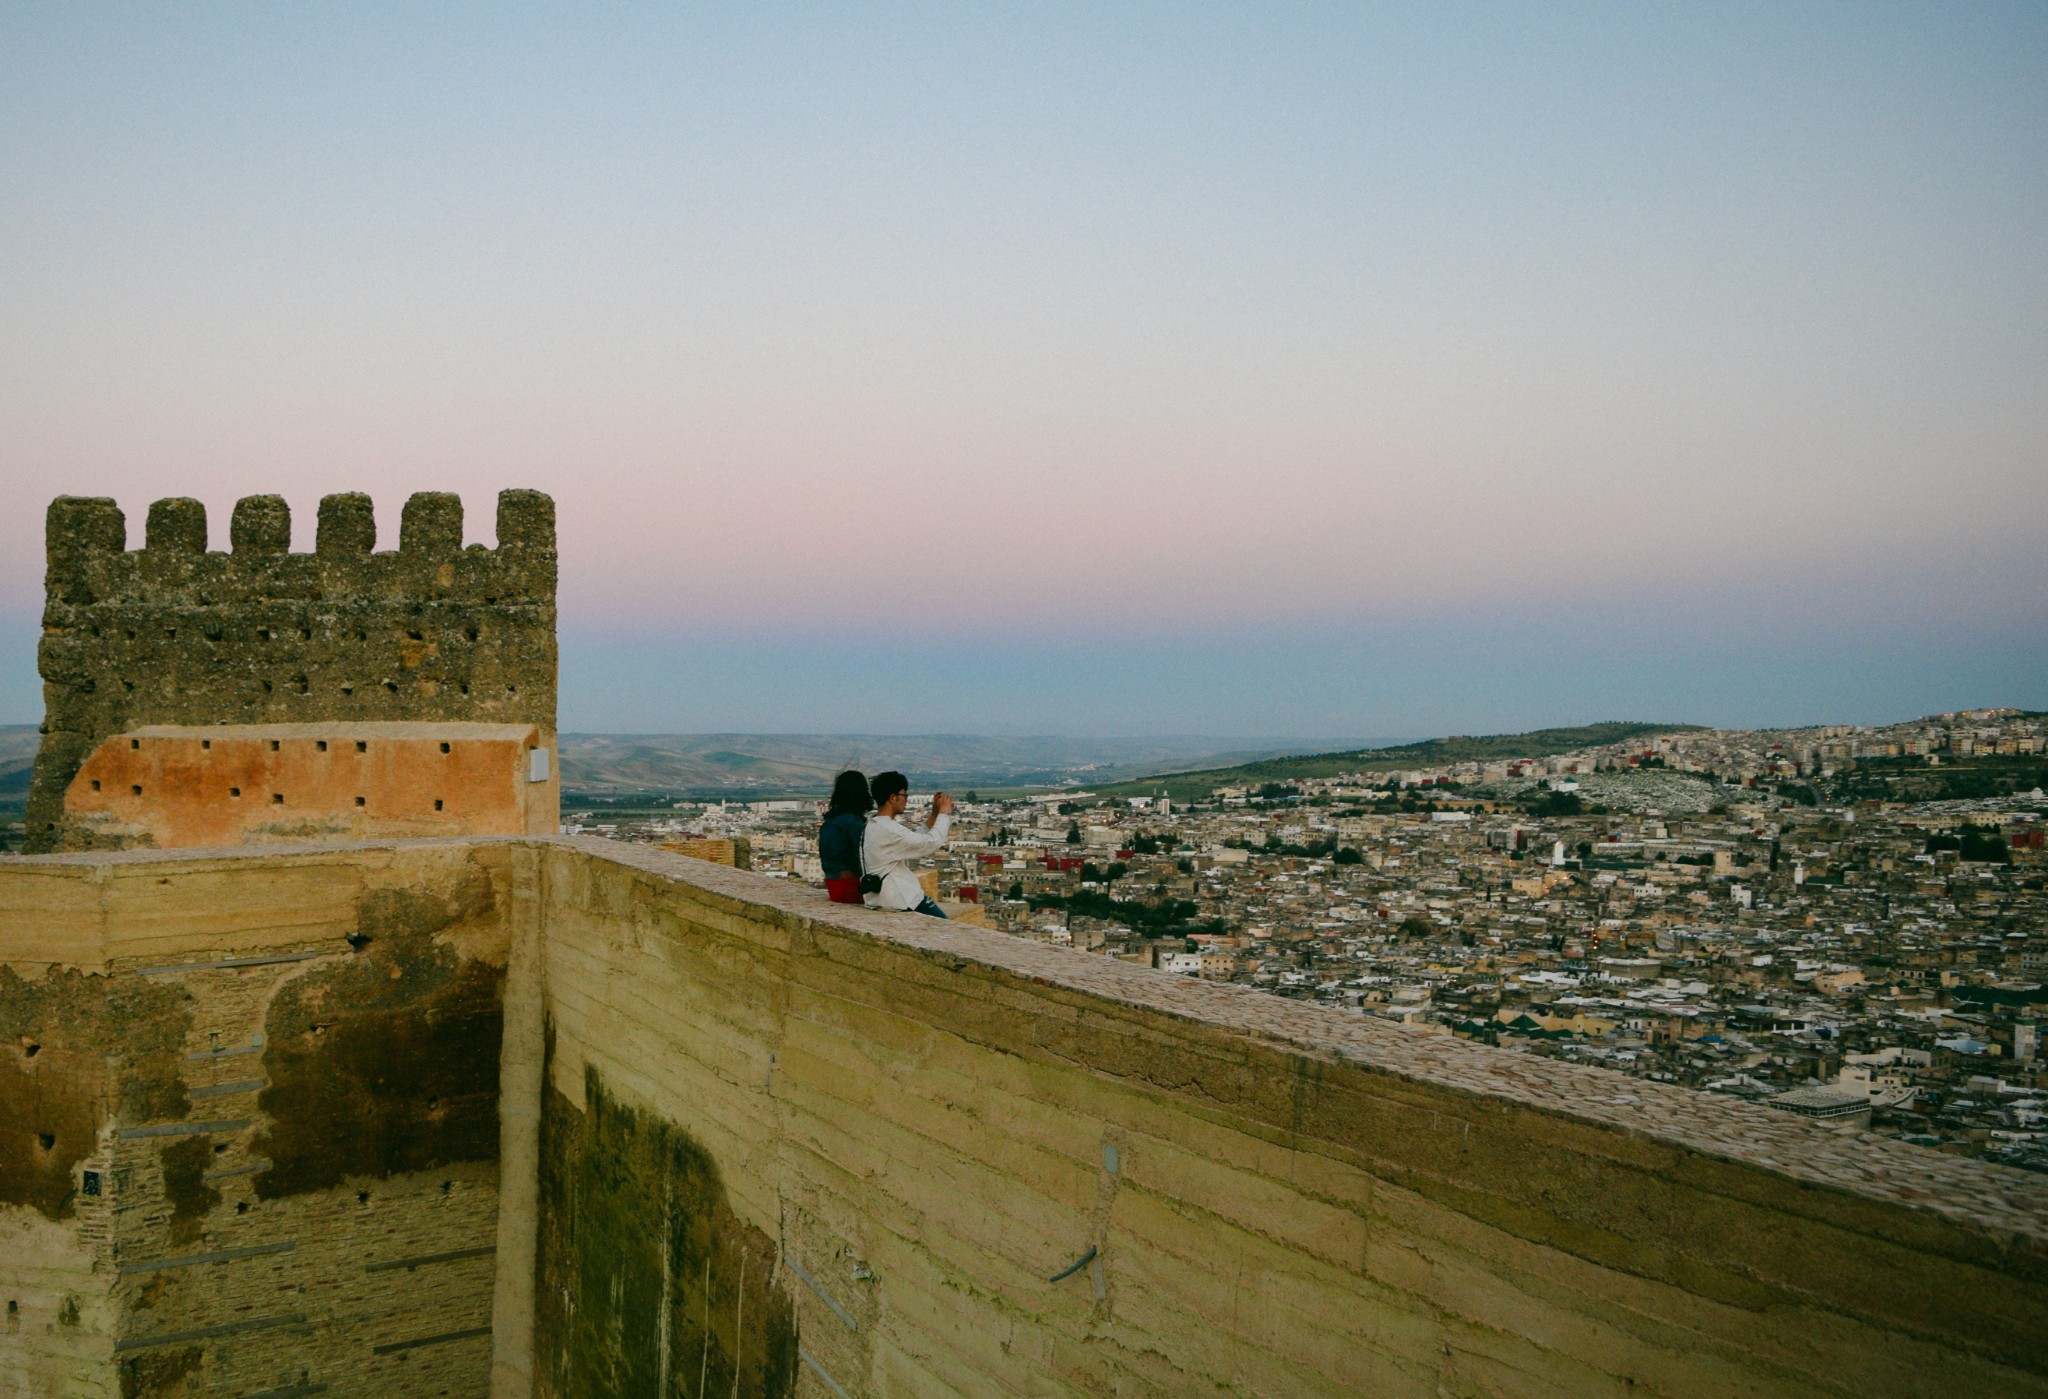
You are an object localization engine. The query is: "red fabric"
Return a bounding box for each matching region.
[825,876,864,905]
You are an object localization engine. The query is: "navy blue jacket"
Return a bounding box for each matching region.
[818,812,866,880]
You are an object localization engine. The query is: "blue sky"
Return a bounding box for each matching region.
[1,4,2042,736]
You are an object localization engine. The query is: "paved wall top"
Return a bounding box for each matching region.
[7,834,2044,1250]
[554,835,2048,1252]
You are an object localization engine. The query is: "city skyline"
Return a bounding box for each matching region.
[2,5,2042,734]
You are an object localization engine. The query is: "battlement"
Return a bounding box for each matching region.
[29,490,558,852]
[44,488,556,589]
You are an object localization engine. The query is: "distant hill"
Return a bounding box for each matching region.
[0,723,1707,810]
[558,732,1365,799]
[1093,721,1705,800]
[0,725,38,808]
[0,727,1364,810]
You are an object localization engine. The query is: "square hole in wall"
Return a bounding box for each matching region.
[130,786,141,797]
[269,740,280,752]
[355,796,365,808]
[129,739,139,750]
[356,741,367,753]
[229,788,240,798]
[434,799,444,811]
[272,793,284,805]
[439,742,450,754]
[89,780,100,793]
[316,741,327,752]
[201,739,210,750]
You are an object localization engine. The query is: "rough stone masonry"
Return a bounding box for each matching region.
[28,489,557,853]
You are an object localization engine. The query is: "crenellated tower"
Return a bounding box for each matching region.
[28,489,557,851]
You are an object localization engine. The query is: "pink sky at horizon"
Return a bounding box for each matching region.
[1,6,2042,731]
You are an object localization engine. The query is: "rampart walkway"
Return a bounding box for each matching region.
[2,836,2044,1397]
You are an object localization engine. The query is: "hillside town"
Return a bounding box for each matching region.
[572,709,2048,1174]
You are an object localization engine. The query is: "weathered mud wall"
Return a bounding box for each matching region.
[0,842,514,1398]
[60,722,551,850]
[530,839,2048,1399]
[30,490,556,852]
[534,1061,797,1399]
[0,966,190,1224]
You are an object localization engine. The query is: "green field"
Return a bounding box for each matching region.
[1092,721,1704,801]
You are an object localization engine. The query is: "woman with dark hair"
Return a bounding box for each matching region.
[819,770,872,904]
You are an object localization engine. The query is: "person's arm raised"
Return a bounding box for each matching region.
[871,814,947,863]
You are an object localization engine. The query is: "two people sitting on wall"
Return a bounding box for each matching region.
[817,768,954,917]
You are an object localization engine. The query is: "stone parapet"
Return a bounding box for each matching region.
[532,836,2048,1399]
[3,836,2044,1398]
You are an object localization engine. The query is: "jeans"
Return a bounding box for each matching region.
[912,896,948,919]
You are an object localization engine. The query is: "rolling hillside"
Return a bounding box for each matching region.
[0,724,1706,808]
[1093,721,1705,800]
[557,733,1353,798]
[0,727,1357,809]
[0,725,37,808]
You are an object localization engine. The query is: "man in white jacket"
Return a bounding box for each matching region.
[862,771,954,917]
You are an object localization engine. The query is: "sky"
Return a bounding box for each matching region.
[2,3,2043,737]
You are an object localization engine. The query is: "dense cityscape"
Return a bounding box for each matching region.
[572,708,2048,1174]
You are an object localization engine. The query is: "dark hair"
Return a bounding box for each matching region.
[870,770,909,807]
[827,770,873,817]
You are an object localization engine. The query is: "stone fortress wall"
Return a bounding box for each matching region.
[3,837,2045,1399]
[29,490,557,853]
[0,841,518,1399]
[524,841,2048,1399]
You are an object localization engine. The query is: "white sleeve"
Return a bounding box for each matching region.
[867,813,951,866]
